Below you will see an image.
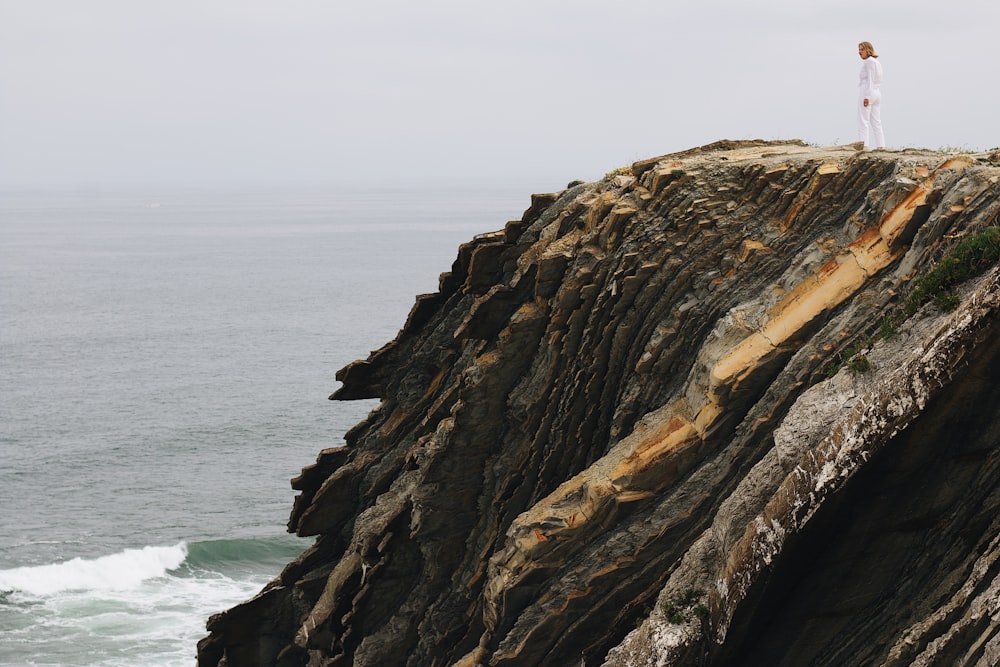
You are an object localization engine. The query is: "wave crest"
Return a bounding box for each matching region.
[0,543,188,596]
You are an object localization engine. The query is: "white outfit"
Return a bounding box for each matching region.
[858,56,885,148]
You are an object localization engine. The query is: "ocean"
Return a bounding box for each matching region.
[0,186,529,666]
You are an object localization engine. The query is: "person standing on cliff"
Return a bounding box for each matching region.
[857,41,885,149]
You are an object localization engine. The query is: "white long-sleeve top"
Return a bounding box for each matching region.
[859,57,883,100]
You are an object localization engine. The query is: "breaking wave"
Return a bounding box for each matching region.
[0,543,188,596]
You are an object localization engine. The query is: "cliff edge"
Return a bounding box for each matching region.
[198,140,1000,666]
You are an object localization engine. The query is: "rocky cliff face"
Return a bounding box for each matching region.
[197,140,1000,667]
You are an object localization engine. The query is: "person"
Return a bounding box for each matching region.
[857,41,885,149]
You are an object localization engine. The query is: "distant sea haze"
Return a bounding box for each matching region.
[0,186,528,666]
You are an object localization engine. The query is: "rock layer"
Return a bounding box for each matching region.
[197,140,1000,667]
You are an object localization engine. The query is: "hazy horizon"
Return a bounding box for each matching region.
[2,1,998,192]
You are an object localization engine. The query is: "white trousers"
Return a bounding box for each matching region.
[858,88,885,148]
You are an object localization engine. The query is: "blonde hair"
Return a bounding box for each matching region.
[859,41,879,57]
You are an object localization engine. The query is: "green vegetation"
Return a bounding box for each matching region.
[826,337,874,377]
[827,226,1000,377]
[604,166,631,179]
[938,144,975,154]
[566,179,585,189]
[904,226,1000,316]
[661,588,706,625]
[879,314,897,340]
[662,601,685,624]
[671,168,687,176]
[847,354,871,374]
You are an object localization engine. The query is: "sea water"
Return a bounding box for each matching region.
[0,186,528,666]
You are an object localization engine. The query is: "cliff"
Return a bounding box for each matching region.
[197,140,1000,667]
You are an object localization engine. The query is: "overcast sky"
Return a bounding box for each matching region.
[2,1,998,191]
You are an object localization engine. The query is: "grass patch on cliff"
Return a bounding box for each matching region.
[827,226,1000,378]
[904,226,1000,316]
[938,144,976,154]
[879,314,897,340]
[661,588,706,625]
[826,338,873,377]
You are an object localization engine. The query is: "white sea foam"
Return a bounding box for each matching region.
[0,543,188,596]
[0,188,524,666]
[0,540,278,667]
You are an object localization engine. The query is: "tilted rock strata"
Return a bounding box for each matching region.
[197,140,1000,667]
[607,266,1000,666]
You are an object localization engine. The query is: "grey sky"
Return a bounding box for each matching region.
[1,1,997,191]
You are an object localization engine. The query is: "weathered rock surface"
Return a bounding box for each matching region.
[197,140,1000,667]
